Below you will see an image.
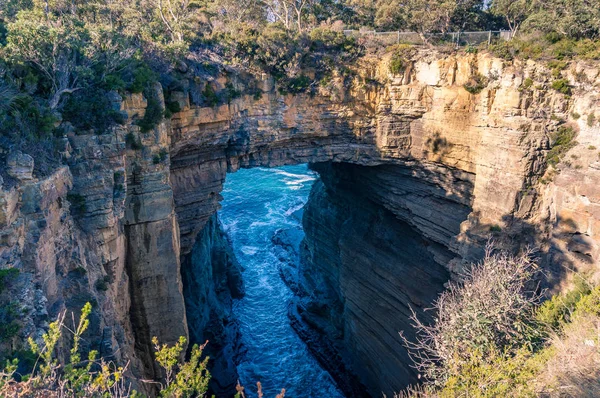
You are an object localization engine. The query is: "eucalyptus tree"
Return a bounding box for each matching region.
[490,0,532,37]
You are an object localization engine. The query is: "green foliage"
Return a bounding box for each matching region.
[522,77,534,90]
[402,249,543,387]
[0,269,19,294]
[536,276,591,331]
[401,265,600,398]
[0,302,22,341]
[388,44,415,75]
[61,89,126,133]
[95,276,111,292]
[551,79,571,95]
[137,94,164,133]
[202,84,219,107]
[547,126,577,167]
[1,302,210,397]
[164,100,182,119]
[130,64,158,94]
[464,73,488,94]
[465,45,478,54]
[125,133,143,150]
[489,224,502,233]
[153,149,169,165]
[490,36,600,63]
[574,285,600,317]
[67,193,87,214]
[153,336,210,397]
[279,74,311,95]
[588,113,596,127]
[438,346,549,397]
[224,82,242,104]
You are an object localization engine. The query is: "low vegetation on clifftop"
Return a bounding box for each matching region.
[0,0,599,177]
[399,247,600,398]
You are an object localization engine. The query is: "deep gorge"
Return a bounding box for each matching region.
[2,50,600,397]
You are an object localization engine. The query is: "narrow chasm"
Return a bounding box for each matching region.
[182,160,460,397]
[218,164,344,397]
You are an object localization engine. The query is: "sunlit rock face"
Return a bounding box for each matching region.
[1,49,599,396]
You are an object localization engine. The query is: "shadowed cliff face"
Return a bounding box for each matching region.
[2,50,600,396]
[294,162,456,396]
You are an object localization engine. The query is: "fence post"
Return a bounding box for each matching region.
[397,31,400,44]
[488,30,492,47]
[456,31,460,48]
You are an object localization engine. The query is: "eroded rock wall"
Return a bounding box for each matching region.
[181,214,243,395]
[295,163,452,397]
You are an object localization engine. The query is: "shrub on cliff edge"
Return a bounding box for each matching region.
[400,246,543,387]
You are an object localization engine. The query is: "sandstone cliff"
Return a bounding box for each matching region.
[1,49,599,396]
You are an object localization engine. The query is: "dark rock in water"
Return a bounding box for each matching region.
[288,300,370,398]
[272,227,305,295]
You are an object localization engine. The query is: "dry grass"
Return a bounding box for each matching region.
[537,315,600,397]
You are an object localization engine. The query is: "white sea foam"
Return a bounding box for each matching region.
[284,202,306,217]
[241,246,259,255]
[284,175,316,186]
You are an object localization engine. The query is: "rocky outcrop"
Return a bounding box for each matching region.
[1,49,599,396]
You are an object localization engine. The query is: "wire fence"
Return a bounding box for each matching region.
[343,30,513,47]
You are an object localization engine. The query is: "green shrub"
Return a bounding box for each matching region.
[62,89,126,133]
[95,276,111,292]
[551,79,571,95]
[388,44,415,75]
[464,74,488,94]
[489,224,502,233]
[587,113,596,127]
[164,100,181,119]
[521,77,534,90]
[137,94,164,133]
[279,74,311,95]
[536,276,591,331]
[389,54,405,75]
[465,45,478,54]
[152,149,168,165]
[1,303,212,397]
[152,336,210,398]
[0,269,19,293]
[574,285,600,316]
[572,112,581,119]
[202,84,219,107]
[401,249,543,386]
[125,132,142,150]
[129,63,157,94]
[224,82,241,104]
[103,74,126,92]
[67,193,87,214]
[0,302,21,340]
[547,126,577,167]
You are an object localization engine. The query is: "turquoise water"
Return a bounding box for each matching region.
[220,165,344,398]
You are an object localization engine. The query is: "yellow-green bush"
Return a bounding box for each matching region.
[401,274,600,398]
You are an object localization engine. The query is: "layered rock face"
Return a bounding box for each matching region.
[1,50,599,396]
[295,163,452,397]
[181,214,243,395]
